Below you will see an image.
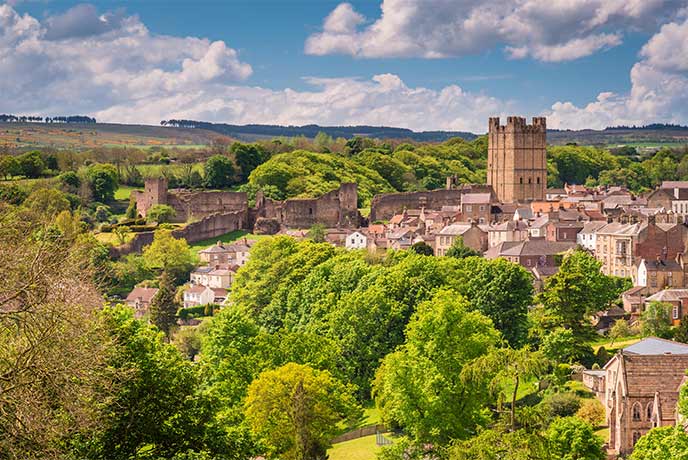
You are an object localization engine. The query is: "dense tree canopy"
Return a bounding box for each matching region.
[374,290,500,444]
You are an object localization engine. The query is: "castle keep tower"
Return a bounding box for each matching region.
[487,116,546,203]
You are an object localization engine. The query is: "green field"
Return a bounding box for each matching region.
[137,163,205,178]
[114,185,138,201]
[328,434,382,460]
[591,335,641,352]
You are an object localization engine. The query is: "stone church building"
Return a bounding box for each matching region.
[584,337,688,457]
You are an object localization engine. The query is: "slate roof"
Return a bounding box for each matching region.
[579,221,607,235]
[646,289,688,303]
[461,193,492,204]
[623,337,688,355]
[661,181,688,189]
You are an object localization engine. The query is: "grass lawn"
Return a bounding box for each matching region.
[328,434,381,460]
[115,185,138,201]
[591,335,641,352]
[594,426,609,441]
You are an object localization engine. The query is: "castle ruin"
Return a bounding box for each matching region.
[132,178,361,231]
[488,116,547,203]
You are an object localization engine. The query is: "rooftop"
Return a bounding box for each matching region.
[623,337,688,355]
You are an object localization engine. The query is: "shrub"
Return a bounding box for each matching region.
[542,392,582,418]
[576,399,606,427]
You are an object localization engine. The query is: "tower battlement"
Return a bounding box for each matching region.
[488,116,547,134]
[487,116,547,203]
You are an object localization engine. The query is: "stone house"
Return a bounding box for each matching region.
[595,218,686,282]
[435,222,488,256]
[656,181,688,215]
[190,265,237,289]
[459,193,492,224]
[588,338,688,457]
[646,187,675,211]
[644,289,688,325]
[486,220,529,248]
[386,228,416,250]
[199,239,254,266]
[528,214,549,238]
[345,231,368,250]
[125,287,158,319]
[545,220,584,243]
[484,237,576,269]
[636,257,687,295]
[183,285,227,308]
[577,221,606,252]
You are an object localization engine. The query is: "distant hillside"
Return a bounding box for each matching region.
[2,119,688,150]
[548,125,688,147]
[0,122,228,150]
[160,120,478,142]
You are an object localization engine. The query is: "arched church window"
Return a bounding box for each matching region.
[646,403,653,421]
[520,177,523,184]
[632,402,642,421]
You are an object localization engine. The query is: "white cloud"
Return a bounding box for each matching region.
[0,4,252,115]
[546,17,688,129]
[95,73,515,134]
[0,3,516,133]
[306,0,679,62]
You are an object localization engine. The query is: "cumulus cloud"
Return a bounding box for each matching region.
[0,3,516,133]
[546,17,688,130]
[0,4,252,115]
[305,0,679,61]
[95,73,514,133]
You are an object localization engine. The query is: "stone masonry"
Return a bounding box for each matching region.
[488,116,547,203]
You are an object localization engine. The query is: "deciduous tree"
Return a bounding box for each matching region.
[244,363,360,460]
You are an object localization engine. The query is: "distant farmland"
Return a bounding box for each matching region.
[0,122,228,150]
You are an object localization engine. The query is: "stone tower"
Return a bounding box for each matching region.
[487,116,546,203]
[140,177,168,216]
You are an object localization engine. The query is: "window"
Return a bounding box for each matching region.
[528,177,532,184]
[646,403,653,422]
[621,269,625,277]
[520,177,523,184]
[537,177,541,184]
[479,205,485,211]
[526,259,532,267]
[673,305,680,320]
[632,403,642,421]
[466,205,472,212]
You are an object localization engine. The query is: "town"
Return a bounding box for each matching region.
[116,116,688,458]
[2,1,688,459]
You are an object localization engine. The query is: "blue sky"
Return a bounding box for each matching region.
[3,0,688,132]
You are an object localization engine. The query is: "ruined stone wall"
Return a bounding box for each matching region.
[369,185,492,222]
[134,178,248,222]
[167,190,248,222]
[111,211,246,258]
[488,116,547,203]
[255,183,361,229]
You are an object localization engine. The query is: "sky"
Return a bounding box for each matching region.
[2,0,688,133]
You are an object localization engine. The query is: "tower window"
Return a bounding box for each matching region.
[528,178,532,184]
[520,177,523,184]
[537,177,541,184]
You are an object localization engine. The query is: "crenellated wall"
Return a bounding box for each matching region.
[369,185,493,222]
